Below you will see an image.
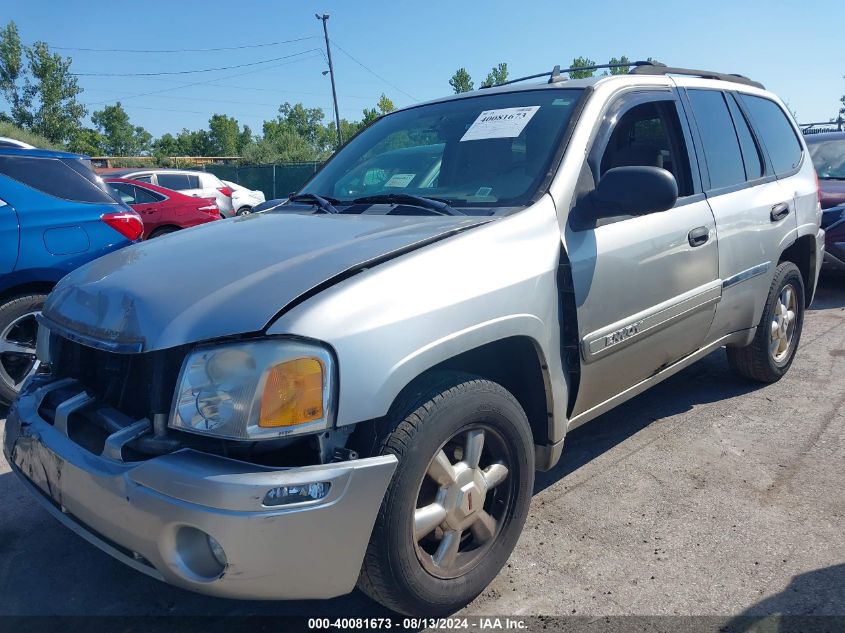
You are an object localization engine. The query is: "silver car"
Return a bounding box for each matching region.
[3,62,823,615]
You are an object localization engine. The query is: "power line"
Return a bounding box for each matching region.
[38,36,319,54]
[82,52,324,106]
[72,48,321,77]
[331,41,418,101]
[84,86,376,103]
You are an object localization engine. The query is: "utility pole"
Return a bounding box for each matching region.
[316,13,342,148]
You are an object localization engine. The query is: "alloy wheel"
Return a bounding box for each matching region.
[770,283,798,363]
[413,425,514,579]
[0,310,40,393]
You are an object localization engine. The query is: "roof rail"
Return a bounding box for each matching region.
[629,61,765,89]
[480,60,657,89]
[479,60,764,90]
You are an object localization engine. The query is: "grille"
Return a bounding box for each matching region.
[51,336,184,421]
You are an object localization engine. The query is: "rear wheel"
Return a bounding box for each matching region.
[0,294,45,404]
[358,373,534,615]
[727,261,805,383]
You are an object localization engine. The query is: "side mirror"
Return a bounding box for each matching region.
[590,166,678,218]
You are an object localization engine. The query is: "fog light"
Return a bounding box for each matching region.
[207,535,227,568]
[263,481,331,506]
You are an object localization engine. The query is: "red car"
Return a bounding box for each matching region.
[105,177,220,239]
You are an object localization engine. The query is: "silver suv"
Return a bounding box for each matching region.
[3,62,824,615]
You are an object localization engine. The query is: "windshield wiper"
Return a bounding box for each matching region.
[819,176,845,181]
[351,193,465,216]
[287,193,339,214]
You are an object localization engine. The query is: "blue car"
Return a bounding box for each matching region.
[0,140,142,402]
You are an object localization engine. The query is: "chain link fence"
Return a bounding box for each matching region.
[203,162,323,200]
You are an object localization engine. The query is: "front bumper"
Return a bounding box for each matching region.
[3,378,397,600]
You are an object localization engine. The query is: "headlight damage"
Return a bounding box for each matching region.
[170,339,334,441]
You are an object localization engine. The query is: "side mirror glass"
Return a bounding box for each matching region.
[591,166,679,218]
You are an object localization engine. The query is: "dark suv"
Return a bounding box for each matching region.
[805,131,845,271]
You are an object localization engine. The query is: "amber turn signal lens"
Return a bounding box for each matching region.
[258,358,324,427]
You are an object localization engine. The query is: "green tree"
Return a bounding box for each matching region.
[607,56,631,75]
[152,128,210,157]
[480,62,509,88]
[361,93,396,127]
[0,22,30,129]
[449,68,474,93]
[208,113,241,155]
[0,22,86,144]
[68,127,105,155]
[91,102,152,155]
[569,57,596,79]
[237,124,253,154]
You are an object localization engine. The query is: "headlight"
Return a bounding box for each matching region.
[169,339,334,440]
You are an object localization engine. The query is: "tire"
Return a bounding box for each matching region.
[149,227,178,239]
[236,206,252,216]
[0,294,46,404]
[358,372,534,616]
[727,261,805,383]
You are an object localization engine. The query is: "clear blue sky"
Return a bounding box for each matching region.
[5,0,844,137]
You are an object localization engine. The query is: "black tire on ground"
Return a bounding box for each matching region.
[236,206,252,216]
[358,372,534,616]
[0,294,46,404]
[148,227,179,239]
[727,261,805,383]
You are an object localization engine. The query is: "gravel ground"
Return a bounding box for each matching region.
[0,275,842,619]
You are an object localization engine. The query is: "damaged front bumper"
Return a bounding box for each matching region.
[3,378,397,600]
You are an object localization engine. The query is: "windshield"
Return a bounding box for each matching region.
[301,89,584,211]
[808,139,845,179]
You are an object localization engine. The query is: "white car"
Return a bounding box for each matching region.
[223,180,266,215]
[110,169,235,217]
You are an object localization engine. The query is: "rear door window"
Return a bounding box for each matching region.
[109,182,138,204]
[134,186,164,203]
[0,156,117,203]
[726,94,764,180]
[738,94,803,176]
[157,173,193,190]
[687,90,746,190]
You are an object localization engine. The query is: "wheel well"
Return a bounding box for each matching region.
[149,225,181,237]
[779,235,816,306]
[352,337,553,457]
[0,281,55,306]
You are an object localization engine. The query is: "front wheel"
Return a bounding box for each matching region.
[0,294,46,404]
[727,261,805,383]
[358,373,534,615]
[236,206,252,216]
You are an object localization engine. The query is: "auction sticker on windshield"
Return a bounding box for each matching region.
[460,106,540,141]
[384,173,415,188]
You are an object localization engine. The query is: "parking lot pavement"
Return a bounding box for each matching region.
[0,276,843,618]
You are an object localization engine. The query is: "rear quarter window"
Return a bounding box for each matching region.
[0,156,117,203]
[739,94,803,176]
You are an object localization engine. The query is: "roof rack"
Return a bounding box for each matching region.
[629,61,765,89]
[480,60,764,90]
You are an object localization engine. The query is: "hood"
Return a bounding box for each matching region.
[43,212,490,352]
[820,180,845,209]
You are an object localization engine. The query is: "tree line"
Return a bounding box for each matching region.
[0,20,396,166]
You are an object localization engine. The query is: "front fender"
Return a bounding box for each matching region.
[267,198,570,441]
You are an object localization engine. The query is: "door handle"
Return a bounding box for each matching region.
[688,226,710,247]
[771,202,790,221]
